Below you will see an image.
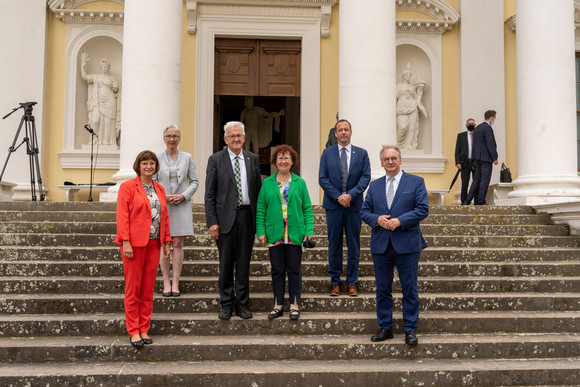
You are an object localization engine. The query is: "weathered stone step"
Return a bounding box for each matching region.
[2,292,578,314]
[0,210,554,226]
[1,311,578,337]
[3,233,580,248]
[1,221,569,237]
[2,272,578,295]
[0,358,578,386]
[1,333,578,363]
[3,246,580,263]
[3,260,577,278]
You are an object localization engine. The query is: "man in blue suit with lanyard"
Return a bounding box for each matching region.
[319,119,371,297]
[464,110,499,205]
[361,145,429,345]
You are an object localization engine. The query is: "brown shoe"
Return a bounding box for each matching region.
[329,285,341,296]
[347,284,358,297]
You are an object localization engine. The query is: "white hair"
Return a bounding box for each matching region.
[163,124,181,137]
[223,121,245,136]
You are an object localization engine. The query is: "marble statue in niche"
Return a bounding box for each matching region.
[240,96,285,152]
[396,63,428,150]
[80,52,121,147]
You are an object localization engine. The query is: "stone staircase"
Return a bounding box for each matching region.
[0,201,579,386]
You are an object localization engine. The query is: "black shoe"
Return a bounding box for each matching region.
[370,328,394,342]
[267,307,284,320]
[171,291,181,297]
[405,331,419,345]
[162,292,172,297]
[235,305,253,319]
[218,306,232,320]
[141,337,153,345]
[289,308,300,320]
[130,338,144,347]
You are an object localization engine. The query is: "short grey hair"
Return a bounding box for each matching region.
[224,121,245,136]
[163,124,181,137]
[379,144,401,160]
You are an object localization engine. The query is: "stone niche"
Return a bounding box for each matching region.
[396,44,432,154]
[75,36,123,150]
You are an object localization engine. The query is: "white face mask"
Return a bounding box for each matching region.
[490,119,495,126]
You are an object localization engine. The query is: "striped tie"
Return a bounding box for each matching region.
[234,156,242,206]
[387,177,395,208]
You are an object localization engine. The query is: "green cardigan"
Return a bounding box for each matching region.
[256,172,314,245]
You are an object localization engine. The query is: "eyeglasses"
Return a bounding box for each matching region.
[141,161,156,167]
[277,157,291,161]
[226,134,244,140]
[164,135,180,140]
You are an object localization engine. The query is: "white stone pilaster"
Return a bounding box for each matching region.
[459,0,506,174]
[507,0,580,205]
[0,0,48,201]
[102,0,183,201]
[338,0,396,178]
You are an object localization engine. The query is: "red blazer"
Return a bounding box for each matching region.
[114,177,172,247]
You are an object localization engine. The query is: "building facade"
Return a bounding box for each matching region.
[1,0,580,225]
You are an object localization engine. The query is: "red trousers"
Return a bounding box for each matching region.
[122,238,160,336]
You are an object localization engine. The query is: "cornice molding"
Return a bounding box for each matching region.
[49,0,124,25]
[395,0,459,34]
[185,0,337,37]
[506,1,580,32]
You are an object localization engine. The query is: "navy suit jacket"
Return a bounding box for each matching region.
[318,144,371,212]
[472,122,498,163]
[360,172,429,255]
[204,148,261,234]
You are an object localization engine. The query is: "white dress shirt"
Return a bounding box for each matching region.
[385,170,403,200]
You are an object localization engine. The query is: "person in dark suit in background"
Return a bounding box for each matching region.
[205,121,262,320]
[319,119,371,297]
[454,118,478,204]
[361,145,429,345]
[464,110,498,205]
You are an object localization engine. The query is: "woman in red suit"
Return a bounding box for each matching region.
[114,150,172,347]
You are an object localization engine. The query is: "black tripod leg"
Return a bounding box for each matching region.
[28,116,45,201]
[0,115,26,182]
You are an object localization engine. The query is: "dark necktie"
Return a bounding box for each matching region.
[468,131,473,159]
[340,147,348,193]
[234,156,242,206]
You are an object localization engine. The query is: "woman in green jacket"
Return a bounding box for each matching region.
[256,144,314,320]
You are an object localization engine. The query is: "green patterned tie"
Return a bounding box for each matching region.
[234,156,242,206]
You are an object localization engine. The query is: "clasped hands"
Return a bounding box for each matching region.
[377,215,401,231]
[167,194,185,205]
[337,193,352,208]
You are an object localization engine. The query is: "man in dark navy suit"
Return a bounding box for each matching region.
[361,145,429,345]
[319,119,371,297]
[454,118,478,204]
[464,110,499,205]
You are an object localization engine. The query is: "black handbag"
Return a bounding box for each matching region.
[302,238,315,249]
[500,162,512,183]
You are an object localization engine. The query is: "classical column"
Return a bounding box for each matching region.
[338,0,396,177]
[508,0,580,204]
[102,0,182,201]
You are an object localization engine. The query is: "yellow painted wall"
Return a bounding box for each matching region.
[320,5,340,150]
[77,1,123,11]
[504,0,518,179]
[44,8,118,202]
[179,2,196,157]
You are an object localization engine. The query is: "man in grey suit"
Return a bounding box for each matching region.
[205,121,262,320]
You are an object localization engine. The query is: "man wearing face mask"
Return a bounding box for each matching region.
[454,118,478,204]
[464,110,498,205]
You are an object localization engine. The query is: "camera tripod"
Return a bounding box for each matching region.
[0,102,45,201]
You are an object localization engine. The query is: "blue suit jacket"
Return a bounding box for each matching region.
[318,144,371,212]
[472,121,498,163]
[360,172,429,255]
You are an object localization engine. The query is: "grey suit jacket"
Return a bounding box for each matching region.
[204,148,261,234]
[155,150,199,201]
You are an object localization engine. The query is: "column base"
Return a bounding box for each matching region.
[99,169,136,203]
[11,183,50,202]
[507,175,580,206]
